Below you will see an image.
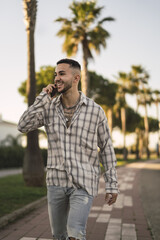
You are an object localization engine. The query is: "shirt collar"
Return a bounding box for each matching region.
[53,91,87,106]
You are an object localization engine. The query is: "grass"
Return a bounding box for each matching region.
[117,153,158,165]
[116,158,139,166]
[116,156,153,167]
[100,155,156,172]
[0,174,47,218]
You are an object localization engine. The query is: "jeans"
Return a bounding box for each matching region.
[47,186,93,240]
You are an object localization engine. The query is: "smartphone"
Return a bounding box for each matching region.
[50,85,58,97]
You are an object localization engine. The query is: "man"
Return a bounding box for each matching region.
[18,58,119,240]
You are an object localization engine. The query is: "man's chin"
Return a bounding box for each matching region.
[57,87,64,93]
[59,86,72,94]
[58,89,65,94]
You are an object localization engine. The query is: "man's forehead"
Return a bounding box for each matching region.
[55,63,70,72]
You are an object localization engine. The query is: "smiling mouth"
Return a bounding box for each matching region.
[57,85,63,88]
[56,81,63,87]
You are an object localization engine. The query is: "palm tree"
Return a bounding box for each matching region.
[152,90,160,157]
[130,65,151,158]
[23,0,44,186]
[95,81,118,137]
[130,65,149,112]
[55,0,115,96]
[139,88,153,158]
[114,72,130,160]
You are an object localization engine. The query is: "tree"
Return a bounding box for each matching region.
[23,0,44,186]
[114,72,130,160]
[55,0,115,96]
[152,90,160,156]
[18,65,55,102]
[92,78,118,136]
[130,65,151,158]
[86,71,118,136]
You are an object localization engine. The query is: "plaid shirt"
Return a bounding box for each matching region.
[18,91,118,196]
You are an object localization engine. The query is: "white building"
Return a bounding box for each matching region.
[0,114,21,146]
[0,114,47,148]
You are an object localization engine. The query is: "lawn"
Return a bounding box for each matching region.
[0,174,47,218]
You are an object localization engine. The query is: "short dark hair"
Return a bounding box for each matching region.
[56,58,81,71]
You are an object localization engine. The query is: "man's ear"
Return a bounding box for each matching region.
[74,74,80,83]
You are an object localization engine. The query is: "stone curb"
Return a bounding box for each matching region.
[0,196,47,229]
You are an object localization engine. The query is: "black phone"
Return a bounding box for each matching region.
[50,85,58,97]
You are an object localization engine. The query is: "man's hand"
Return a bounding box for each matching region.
[42,84,57,98]
[105,193,118,206]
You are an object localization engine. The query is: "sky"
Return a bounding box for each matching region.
[0,0,160,124]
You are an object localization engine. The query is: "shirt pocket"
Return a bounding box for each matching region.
[81,127,97,151]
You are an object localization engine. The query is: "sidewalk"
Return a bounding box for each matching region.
[0,168,22,178]
[0,161,158,240]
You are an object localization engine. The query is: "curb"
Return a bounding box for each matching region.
[0,196,47,229]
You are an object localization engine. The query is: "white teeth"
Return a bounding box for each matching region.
[57,83,63,86]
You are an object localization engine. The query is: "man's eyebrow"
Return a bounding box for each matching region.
[54,70,66,75]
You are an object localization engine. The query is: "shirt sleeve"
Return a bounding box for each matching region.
[97,109,119,194]
[17,92,51,133]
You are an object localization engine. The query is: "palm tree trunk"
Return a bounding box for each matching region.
[135,128,140,159]
[139,130,144,159]
[156,102,160,157]
[81,40,89,96]
[23,0,44,186]
[121,107,127,160]
[107,108,113,138]
[144,104,150,159]
[136,95,139,113]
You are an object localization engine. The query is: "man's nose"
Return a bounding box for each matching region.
[55,79,61,83]
[54,76,58,81]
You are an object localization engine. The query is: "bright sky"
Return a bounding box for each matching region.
[0,0,160,124]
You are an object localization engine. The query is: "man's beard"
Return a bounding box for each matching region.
[59,82,72,94]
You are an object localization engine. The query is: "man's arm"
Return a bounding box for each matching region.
[97,109,119,205]
[18,84,57,133]
[17,91,51,133]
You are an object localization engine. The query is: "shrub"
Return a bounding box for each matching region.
[0,146,24,169]
[0,146,47,169]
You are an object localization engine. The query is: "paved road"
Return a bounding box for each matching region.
[0,160,160,240]
[0,168,22,178]
[139,159,160,240]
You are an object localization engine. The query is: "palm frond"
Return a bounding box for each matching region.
[98,17,115,24]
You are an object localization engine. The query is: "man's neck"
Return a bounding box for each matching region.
[61,90,80,108]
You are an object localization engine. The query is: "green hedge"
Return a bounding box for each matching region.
[0,146,47,169]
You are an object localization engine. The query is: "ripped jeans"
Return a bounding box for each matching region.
[47,186,93,240]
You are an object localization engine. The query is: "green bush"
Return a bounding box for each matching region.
[114,147,123,154]
[0,146,24,169]
[0,146,47,169]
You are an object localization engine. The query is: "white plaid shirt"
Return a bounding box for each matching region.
[18,91,118,196]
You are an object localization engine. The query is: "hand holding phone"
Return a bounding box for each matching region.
[50,85,58,98]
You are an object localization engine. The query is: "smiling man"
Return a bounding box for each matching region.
[18,58,119,240]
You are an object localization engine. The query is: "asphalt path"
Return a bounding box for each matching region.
[139,159,160,240]
[0,168,22,178]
